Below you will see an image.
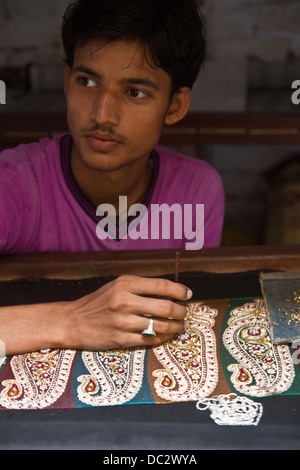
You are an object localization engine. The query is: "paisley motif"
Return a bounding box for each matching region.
[152,303,219,401]
[223,299,295,396]
[77,348,145,406]
[0,349,76,409]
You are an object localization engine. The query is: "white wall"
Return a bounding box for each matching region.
[193,0,300,112]
[0,0,69,67]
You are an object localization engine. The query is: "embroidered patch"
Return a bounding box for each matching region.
[0,349,76,409]
[77,348,145,406]
[223,299,295,396]
[152,303,219,401]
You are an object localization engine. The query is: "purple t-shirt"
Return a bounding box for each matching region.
[0,134,224,253]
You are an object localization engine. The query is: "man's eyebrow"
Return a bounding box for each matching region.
[71,66,101,79]
[71,66,160,91]
[119,77,160,91]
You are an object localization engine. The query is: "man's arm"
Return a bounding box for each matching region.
[0,275,192,356]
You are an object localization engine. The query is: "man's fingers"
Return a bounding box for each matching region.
[125,293,187,321]
[112,330,183,350]
[139,315,184,337]
[113,275,193,301]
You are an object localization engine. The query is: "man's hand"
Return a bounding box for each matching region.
[63,275,193,351]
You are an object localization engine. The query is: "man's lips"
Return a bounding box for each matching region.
[86,132,122,152]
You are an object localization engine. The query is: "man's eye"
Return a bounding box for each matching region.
[128,88,148,99]
[77,77,97,88]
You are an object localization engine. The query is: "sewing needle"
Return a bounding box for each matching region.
[175,251,179,283]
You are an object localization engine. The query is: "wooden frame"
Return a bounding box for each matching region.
[1,112,300,147]
[1,245,300,281]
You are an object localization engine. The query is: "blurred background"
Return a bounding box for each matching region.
[0,0,300,247]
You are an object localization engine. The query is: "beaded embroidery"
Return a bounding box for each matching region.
[77,348,145,406]
[223,299,295,397]
[152,303,219,401]
[196,393,263,426]
[0,299,296,412]
[0,349,76,409]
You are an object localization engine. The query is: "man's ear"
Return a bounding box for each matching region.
[64,66,71,95]
[164,87,191,126]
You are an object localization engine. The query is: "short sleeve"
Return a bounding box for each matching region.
[0,161,29,253]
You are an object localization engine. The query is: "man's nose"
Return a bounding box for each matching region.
[92,89,120,126]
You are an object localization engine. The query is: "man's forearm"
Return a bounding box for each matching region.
[0,301,70,356]
[0,275,192,356]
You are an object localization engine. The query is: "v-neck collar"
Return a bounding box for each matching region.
[60,134,159,237]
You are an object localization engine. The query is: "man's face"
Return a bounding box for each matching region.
[64,40,185,173]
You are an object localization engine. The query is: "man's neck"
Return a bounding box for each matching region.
[70,148,153,214]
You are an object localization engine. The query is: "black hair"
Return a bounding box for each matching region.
[61,0,206,93]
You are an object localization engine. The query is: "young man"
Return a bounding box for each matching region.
[0,0,224,355]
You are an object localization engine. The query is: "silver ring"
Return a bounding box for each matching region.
[142,318,156,337]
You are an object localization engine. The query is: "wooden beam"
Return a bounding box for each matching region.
[1,245,300,281]
[1,112,300,146]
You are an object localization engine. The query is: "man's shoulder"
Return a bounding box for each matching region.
[155,145,221,179]
[0,134,63,169]
[154,145,224,206]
